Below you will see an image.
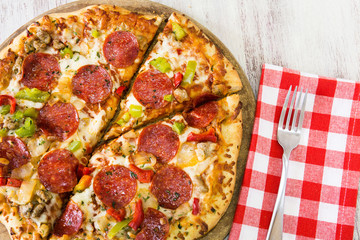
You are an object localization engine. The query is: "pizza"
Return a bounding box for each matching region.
[104,12,242,140]
[0,4,244,240]
[51,94,242,240]
[0,4,161,240]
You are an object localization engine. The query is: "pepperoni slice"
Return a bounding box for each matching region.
[192,93,219,107]
[37,102,79,141]
[0,136,30,171]
[72,65,112,104]
[38,149,79,193]
[21,53,60,91]
[138,124,179,164]
[133,69,173,109]
[53,201,83,237]
[185,101,218,128]
[93,165,137,209]
[135,208,169,240]
[151,165,192,209]
[103,31,139,68]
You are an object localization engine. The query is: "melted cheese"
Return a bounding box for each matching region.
[31,194,62,227]
[70,114,218,238]
[122,92,145,111]
[0,5,165,238]
[0,174,62,228]
[0,16,124,233]
[141,24,210,87]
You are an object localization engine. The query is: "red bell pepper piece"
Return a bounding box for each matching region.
[107,207,126,222]
[6,178,22,187]
[129,164,154,183]
[73,175,92,192]
[173,72,183,88]
[192,198,200,215]
[0,177,7,186]
[77,165,94,179]
[82,167,94,175]
[116,86,126,96]
[128,199,144,230]
[77,165,85,178]
[26,29,33,38]
[176,48,183,55]
[187,127,217,143]
[0,95,16,114]
[85,143,92,154]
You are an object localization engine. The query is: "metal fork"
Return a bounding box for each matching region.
[266,86,308,240]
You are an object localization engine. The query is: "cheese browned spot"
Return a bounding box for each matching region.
[0,50,16,90]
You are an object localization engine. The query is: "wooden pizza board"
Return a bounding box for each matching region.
[0,0,256,239]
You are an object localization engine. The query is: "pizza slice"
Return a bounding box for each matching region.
[50,94,242,240]
[105,12,242,140]
[0,5,162,239]
[0,4,162,153]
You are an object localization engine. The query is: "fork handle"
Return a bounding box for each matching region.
[266,152,290,240]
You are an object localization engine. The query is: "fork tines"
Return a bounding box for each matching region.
[278,86,308,132]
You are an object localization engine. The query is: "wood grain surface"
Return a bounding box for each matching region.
[1,0,360,239]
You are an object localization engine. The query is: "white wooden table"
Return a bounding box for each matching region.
[1,0,360,239]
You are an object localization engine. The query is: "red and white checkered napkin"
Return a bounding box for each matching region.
[229,64,360,240]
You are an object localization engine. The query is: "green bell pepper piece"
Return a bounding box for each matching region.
[12,111,24,122]
[108,218,132,239]
[0,105,10,115]
[172,121,185,134]
[116,112,131,126]
[60,47,73,58]
[164,94,174,102]
[91,29,100,38]
[0,128,8,137]
[15,117,36,138]
[23,108,38,118]
[15,88,50,103]
[68,140,82,152]
[116,118,126,126]
[181,61,197,86]
[150,57,171,73]
[172,22,187,41]
[122,112,131,122]
[129,105,142,118]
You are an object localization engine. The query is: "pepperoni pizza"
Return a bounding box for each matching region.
[51,94,242,240]
[0,4,244,240]
[0,5,161,239]
[105,12,242,139]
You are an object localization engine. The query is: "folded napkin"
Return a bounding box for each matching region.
[229,64,360,239]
